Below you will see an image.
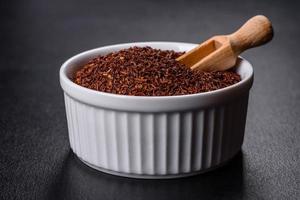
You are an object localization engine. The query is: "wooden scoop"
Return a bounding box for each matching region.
[177,15,273,72]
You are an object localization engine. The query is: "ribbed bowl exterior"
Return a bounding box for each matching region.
[60,42,253,178]
[64,92,249,176]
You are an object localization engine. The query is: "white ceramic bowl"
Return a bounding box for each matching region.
[60,42,253,179]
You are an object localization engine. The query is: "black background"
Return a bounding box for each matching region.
[0,0,299,199]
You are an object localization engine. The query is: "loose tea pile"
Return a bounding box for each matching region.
[74,47,241,96]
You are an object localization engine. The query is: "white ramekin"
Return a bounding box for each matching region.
[60,42,253,179]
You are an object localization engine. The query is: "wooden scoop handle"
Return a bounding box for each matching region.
[229,15,273,54]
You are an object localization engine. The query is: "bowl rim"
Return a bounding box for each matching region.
[60,42,253,99]
[59,42,253,111]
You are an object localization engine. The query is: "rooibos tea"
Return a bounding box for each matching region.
[74,46,241,96]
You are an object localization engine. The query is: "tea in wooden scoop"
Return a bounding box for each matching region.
[177,15,273,72]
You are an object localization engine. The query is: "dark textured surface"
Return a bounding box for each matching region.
[0,0,299,199]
